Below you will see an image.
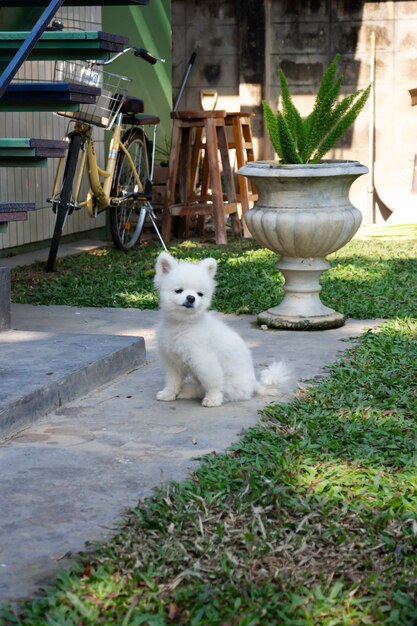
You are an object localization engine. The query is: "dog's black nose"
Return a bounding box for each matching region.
[186,295,195,304]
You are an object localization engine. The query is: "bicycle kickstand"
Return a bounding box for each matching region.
[145,201,168,251]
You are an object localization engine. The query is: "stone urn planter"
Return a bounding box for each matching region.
[239,159,368,329]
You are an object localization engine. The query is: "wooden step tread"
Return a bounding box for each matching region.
[0,138,67,149]
[0,138,67,164]
[0,202,35,212]
[0,102,82,113]
[0,31,127,44]
[0,202,35,223]
[0,148,64,158]
[0,30,129,63]
[5,82,100,95]
[0,82,99,112]
[0,31,128,55]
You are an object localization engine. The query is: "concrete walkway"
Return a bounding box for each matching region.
[0,298,382,603]
[0,239,383,602]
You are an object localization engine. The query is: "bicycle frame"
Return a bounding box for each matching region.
[50,112,145,218]
[46,46,166,272]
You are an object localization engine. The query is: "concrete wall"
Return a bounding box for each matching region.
[172,0,417,221]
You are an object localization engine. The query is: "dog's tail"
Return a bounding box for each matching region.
[255,360,291,396]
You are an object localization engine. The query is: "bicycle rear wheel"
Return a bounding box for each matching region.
[110,127,152,251]
[46,131,82,272]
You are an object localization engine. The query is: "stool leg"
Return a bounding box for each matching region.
[242,118,258,200]
[179,126,192,203]
[179,127,193,238]
[187,126,204,236]
[189,126,204,199]
[233,118,252,238]
[163,120,183,242]
[196,150,209,236]
[205,118,227,245]
[192,143,210,236]
[217,122,241,237]
[217,122,237,204]
[200,149,210,199]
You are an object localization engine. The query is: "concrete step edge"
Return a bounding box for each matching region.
[0,335,146,441]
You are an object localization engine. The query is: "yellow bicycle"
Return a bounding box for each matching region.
[46,47,166,271]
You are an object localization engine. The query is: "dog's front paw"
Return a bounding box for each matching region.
[201,391,223,407]
[156,389,177,401]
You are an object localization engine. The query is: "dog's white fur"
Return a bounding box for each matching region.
[154,252,290,407]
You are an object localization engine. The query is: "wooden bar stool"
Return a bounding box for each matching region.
[225,112,258,237]
[162,110,239,244]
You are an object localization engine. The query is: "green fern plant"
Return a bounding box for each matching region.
[263,54,371,164]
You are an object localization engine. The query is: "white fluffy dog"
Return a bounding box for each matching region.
[154,251,289,407]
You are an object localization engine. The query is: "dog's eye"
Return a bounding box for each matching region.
[197,292,203,297]
[175,288,183,294]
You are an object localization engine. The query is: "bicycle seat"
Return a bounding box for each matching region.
[120,96,145,114]
[122,113,161,126]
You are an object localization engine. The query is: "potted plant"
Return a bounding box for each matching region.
[239,54,371,329]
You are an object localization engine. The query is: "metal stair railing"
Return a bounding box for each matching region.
[0,0,65,100]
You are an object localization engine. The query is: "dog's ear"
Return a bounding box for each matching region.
[155,252,177,288]
[156,252,177,275]
[199,257,217,277]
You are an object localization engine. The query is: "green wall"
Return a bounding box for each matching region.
[0,8,44,30]
[102,1,172,163]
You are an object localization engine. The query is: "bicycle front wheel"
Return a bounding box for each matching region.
[46,131,82,272]
[110,127,152,252]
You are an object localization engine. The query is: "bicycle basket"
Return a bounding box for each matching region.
[54,60,131,129]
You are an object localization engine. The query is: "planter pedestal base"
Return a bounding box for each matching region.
[258,256,345,330]
[258,309,345,330]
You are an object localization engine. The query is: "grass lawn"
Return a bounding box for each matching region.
[10,231,417,319]
[2,229,417,625]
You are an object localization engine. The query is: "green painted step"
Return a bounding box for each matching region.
[0,31,129,62]
[0,137,67,150]
[0,137,67,167]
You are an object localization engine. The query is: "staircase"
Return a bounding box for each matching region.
[0,0,149,330]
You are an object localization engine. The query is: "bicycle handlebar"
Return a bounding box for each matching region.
[133,47,159,64]
[99,46,165,67]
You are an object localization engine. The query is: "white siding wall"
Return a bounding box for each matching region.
[0,6,106,251]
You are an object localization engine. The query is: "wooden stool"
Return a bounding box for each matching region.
[225,112,258,238]
[162,110,239,244]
